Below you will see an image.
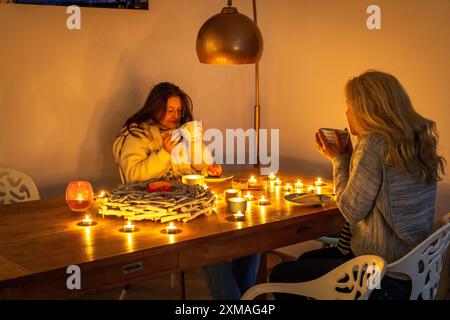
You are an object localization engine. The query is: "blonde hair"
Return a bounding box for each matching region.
[345,70,446,184]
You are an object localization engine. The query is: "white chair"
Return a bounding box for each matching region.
[242,255,386,300]
[386,223,450,300]
[0,168,40,204]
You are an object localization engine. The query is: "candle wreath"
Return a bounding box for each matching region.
[97,180,215,223]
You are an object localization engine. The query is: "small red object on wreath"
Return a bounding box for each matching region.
[147,181,173,193]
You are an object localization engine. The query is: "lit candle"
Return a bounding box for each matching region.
[307,185,315,193]
[244,192,254,202]
[123,220,135,232]
[79,215,94,226]
[248,175,258,186]
[98,191,106,198]
[165,223,178,235]
[228,197,247,213]
[274,178,282,186]
[233,211,245,222]
[295,180,303,189]
[258,196,270,205]
[268,173,276,181]
[315,177,326,186]
[284,184,293,192]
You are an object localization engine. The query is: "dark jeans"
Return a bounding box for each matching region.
[269,247,411,300]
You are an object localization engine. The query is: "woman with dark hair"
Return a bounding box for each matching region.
[113,82,217,183]
[113,82,258,299]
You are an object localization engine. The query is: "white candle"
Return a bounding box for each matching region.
[233,211,245,222]
[315,177,326,186]
[244,192,254,201]
[81,215,93,226]
[248,176,258,186]
[268,173,276,181]
[284,184,293,192]
[165,223,178,234]
[124,220,135,232]
[274,178,282,186]
[258,196,270,205]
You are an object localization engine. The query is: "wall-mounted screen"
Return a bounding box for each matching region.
[4,0,148,10]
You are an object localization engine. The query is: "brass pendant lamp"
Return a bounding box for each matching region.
[196,0,263,64]
[196,0,264,166]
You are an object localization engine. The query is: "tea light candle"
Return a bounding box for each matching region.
[228,197,247,213]
[224,189,241,202]
[244,192,254,202]
[274,178,282,186]
[123,220,135,232]
[307,185,315,193]
[284,184,293,192]
[165,223,178,235]
[315,177,326,186]
[233,211,245,222]
[316,186,322,195]
[77,214,97,227]
[295,180,303,189]
[98,190,107,198]
[258,196,270,205]
[268,173,276,181]
[248,176,258,186]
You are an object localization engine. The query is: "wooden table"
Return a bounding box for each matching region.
[0,170,344,299]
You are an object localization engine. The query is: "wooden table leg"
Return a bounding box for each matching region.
[180,271,186,300]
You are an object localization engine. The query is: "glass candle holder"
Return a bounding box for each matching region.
[182,174,205,186]
[66,181,94,212]
[228,197,247,213]
[224,189,241,202]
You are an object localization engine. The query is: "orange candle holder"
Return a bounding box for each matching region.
[66,181,94,212]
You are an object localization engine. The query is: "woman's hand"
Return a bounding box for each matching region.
[315,128,353,160]
[162,131,181,154]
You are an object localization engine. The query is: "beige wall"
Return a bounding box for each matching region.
[0,0,448,219]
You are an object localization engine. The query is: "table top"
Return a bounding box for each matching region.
[0,170,339,285]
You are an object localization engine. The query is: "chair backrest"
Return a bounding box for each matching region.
[306,255,386,300]
[242,255,386,300]
[386,223,450,300]
[0,168,40,205]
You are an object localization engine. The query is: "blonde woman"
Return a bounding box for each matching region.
[270,70,446,300]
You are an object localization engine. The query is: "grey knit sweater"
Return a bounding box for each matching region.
[332,133,436,263]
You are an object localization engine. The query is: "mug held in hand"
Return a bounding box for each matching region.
[319,128,349,148]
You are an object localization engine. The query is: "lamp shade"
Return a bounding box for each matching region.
[196,6,263,64]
